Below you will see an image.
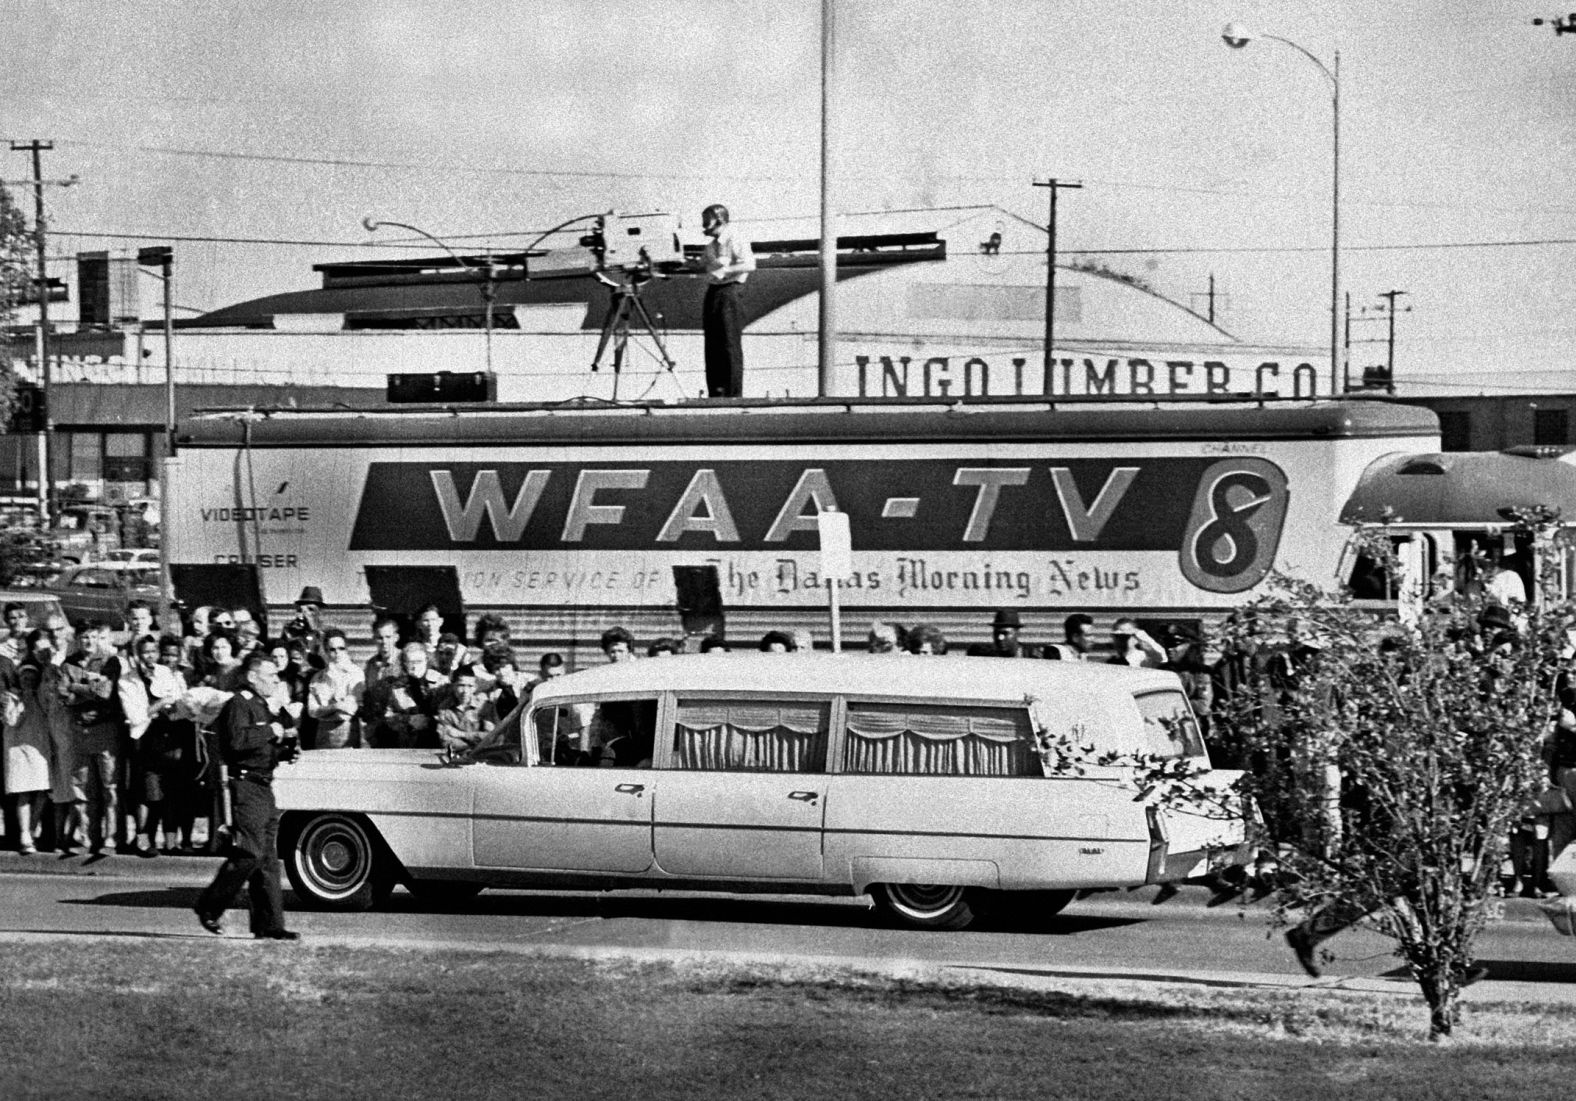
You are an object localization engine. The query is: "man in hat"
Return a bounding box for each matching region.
[283,587,325,662]
[968,609,1040,658]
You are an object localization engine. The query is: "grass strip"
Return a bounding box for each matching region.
[1,940,1572,1100]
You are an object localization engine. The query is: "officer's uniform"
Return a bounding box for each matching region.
[195,688,295,936]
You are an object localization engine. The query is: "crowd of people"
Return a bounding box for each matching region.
[0,594,1232,858]
[0,588,571,858]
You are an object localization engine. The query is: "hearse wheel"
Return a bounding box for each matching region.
[285,813,394,911]
[874,882,981,930]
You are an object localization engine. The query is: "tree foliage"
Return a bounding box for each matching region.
[0,183,32,424]
[1194,519,1575,1040]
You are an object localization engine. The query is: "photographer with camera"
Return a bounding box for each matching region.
[699,203,755,398]
[193,653,301,941]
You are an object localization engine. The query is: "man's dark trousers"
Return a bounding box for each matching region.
[196,776,285,934]
[703,282,744,397]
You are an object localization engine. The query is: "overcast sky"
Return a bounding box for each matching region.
[3,0,1572,392]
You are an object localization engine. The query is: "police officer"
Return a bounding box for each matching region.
[194,653,301,940]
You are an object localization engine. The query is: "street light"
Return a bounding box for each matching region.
[362,217,496,374]
[1222,22,1342,398]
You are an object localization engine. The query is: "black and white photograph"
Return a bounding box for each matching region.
[3,2,1576,1097]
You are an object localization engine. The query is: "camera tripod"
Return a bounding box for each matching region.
[591,267,676,381]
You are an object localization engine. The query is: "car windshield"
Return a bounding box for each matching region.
[466,696,530,764]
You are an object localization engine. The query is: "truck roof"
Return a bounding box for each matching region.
[177,399,1439,450]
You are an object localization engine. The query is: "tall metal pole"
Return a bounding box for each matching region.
[162,261,175,447]
[1033,178,1081,395]
[1329,50,1341,400]
[159,263,175,626]
[818,0,837,396]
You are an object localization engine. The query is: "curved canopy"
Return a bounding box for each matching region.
[1339,449,1576,528]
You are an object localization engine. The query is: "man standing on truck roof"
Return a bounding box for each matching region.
[699,203,755,398]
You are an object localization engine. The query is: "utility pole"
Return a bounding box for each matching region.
[1378,289,1409,395]
[1032,178,1081,394]
[11,140,54,520]
[818,0,838,397]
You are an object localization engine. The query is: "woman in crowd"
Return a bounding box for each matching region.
[22,629,76,853]
[202,631,245,692]
[3,649,50,853]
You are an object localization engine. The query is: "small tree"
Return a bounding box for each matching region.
[1066,516,1574,1040]
[1200,517,1574,1040]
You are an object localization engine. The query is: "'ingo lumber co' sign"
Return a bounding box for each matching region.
[853,354,1323,399]
[348,457,1290,598]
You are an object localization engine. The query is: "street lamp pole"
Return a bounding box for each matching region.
[362,217,495,374]
[1222,25,1341,398]
[136,246,176,624]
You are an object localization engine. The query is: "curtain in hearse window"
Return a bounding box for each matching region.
[672,699,829,772]
[843,702,1034,776]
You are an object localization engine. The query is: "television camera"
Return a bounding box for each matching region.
[527,211,687,376]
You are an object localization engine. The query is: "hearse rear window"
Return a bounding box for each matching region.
[671,698,830,773]
[1134,690,1205,758]
[842,702,1034,777]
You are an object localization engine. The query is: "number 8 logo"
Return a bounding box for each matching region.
[1178,458,1290,594]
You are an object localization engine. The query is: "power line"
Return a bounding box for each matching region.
[45,138,1576,220]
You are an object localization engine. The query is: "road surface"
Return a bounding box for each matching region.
[3,852,1574,1001]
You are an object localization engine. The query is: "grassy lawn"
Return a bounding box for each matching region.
[2,940,1574,1100]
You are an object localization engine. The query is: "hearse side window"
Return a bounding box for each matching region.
[842,702,1034,777]
[469,700,527,765]
[534,699,658,767]
[671,698,830,773]
[1133,690,1205,759]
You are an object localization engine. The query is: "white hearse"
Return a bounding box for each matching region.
[276,653,1250,930]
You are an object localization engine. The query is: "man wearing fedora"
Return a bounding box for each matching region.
[283,587,325,662]
[967,609,1040,658]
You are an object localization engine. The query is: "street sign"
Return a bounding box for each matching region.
[817,508,851,576]
[8,383,44,433]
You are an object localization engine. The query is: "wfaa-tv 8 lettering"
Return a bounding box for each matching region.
[165,399,1438,647]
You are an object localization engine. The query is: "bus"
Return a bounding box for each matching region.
[164,398,1439,657]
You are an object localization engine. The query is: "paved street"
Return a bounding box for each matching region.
[5,852,1574,1006]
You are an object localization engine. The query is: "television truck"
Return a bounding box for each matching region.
[162,397,1441,659]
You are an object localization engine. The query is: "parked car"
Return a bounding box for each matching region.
[103,548,160,566]
[44,506,122,564]
[0,588,66,630]
[43,562,160,629]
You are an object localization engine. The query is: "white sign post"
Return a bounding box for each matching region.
[817,508,852,653]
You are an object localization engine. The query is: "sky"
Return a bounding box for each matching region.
[2,0,1573,394]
